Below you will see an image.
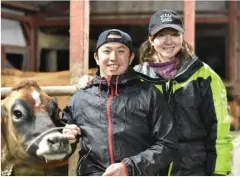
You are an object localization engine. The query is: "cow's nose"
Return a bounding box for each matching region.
[36,132,72,161]
[47,136,69,152]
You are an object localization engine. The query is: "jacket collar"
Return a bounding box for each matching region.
[92,67,139,86]
[134,55,203,82]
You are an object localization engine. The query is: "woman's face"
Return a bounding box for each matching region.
[152,28,183,62]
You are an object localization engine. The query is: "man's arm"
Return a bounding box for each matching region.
[121,87,178,176]
[200,74,233,175]
[62,97,81,158]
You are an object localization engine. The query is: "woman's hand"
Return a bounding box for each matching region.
[77,75,94,89]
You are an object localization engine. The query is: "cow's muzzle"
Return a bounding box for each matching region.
[26,127,72,162]
[36,132,71,161]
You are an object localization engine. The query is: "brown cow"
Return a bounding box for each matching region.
[228,95,240,131]
[226,84,240,131]
[1,80,73,175]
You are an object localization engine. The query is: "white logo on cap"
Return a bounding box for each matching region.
[160,14,172,23]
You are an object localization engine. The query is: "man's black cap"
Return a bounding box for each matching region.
[96,29,133,52]
[149,9,184,36]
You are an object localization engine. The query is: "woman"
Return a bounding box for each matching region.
[78,9,232,176]
[134,9,232,176]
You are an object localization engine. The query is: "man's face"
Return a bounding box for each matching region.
[94,37,134,78]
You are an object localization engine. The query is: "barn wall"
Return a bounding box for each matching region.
[91,1,227,15]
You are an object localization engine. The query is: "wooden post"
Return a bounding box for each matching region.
[184,0,195,51]
[69,0,89,176]
[28,19,37,71]
[228,0,238,81]
[70,0,89,85]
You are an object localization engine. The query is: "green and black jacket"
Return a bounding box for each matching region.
[134,56,233,176]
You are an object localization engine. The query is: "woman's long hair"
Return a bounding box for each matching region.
[139,37,195,64]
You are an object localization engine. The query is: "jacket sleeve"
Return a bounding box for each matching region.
[61,96,79,158]
[122,87,178,176]
[200,74,233,175]
[62,96,76,124]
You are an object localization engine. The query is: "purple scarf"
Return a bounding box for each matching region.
[148,59,178,80]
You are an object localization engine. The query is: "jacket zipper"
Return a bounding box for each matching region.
[166,80,174,104]
[106,86,115,164]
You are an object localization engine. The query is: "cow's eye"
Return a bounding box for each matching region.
[13,110,23,119]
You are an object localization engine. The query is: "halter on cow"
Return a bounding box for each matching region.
[1,80,72,175]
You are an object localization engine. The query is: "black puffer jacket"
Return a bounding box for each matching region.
[63,69,178,176]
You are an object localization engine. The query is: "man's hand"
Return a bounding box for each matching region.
[77,75,94,89]
[102,163,128,176]
[62,124,81,144]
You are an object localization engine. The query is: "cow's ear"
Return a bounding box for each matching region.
[1,105,8,120]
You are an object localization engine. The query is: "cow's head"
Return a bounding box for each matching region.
[1,80,71,169]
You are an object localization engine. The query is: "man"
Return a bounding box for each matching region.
[62,29,178,176]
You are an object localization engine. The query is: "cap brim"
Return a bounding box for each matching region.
[151,24,184,36]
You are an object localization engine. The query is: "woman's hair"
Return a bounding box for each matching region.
[139,37,195,63]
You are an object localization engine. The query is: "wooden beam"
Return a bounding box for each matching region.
[1,1,39,12]
[1,44,28,50]
[90,17,228,25]
[184,0,195,50]
[21,23,31,46]
[1,12,32,23]
[196,17,228,24]
[34,3,69,18]
[91,18,149,25]
[227,0,238,81]
[35,16,228,27]
[68,0,89,175]
[35,19,69,27]
[29,26,37,71]
[69,0,89,85]
[90,10,228,16]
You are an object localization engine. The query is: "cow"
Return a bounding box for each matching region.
[1,68,98,110]
[227,93,240,131]
[1,80,73,176]
[225,82,240,131]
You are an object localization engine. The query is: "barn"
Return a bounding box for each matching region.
[1,0,240,176]
[1,1,240,81]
